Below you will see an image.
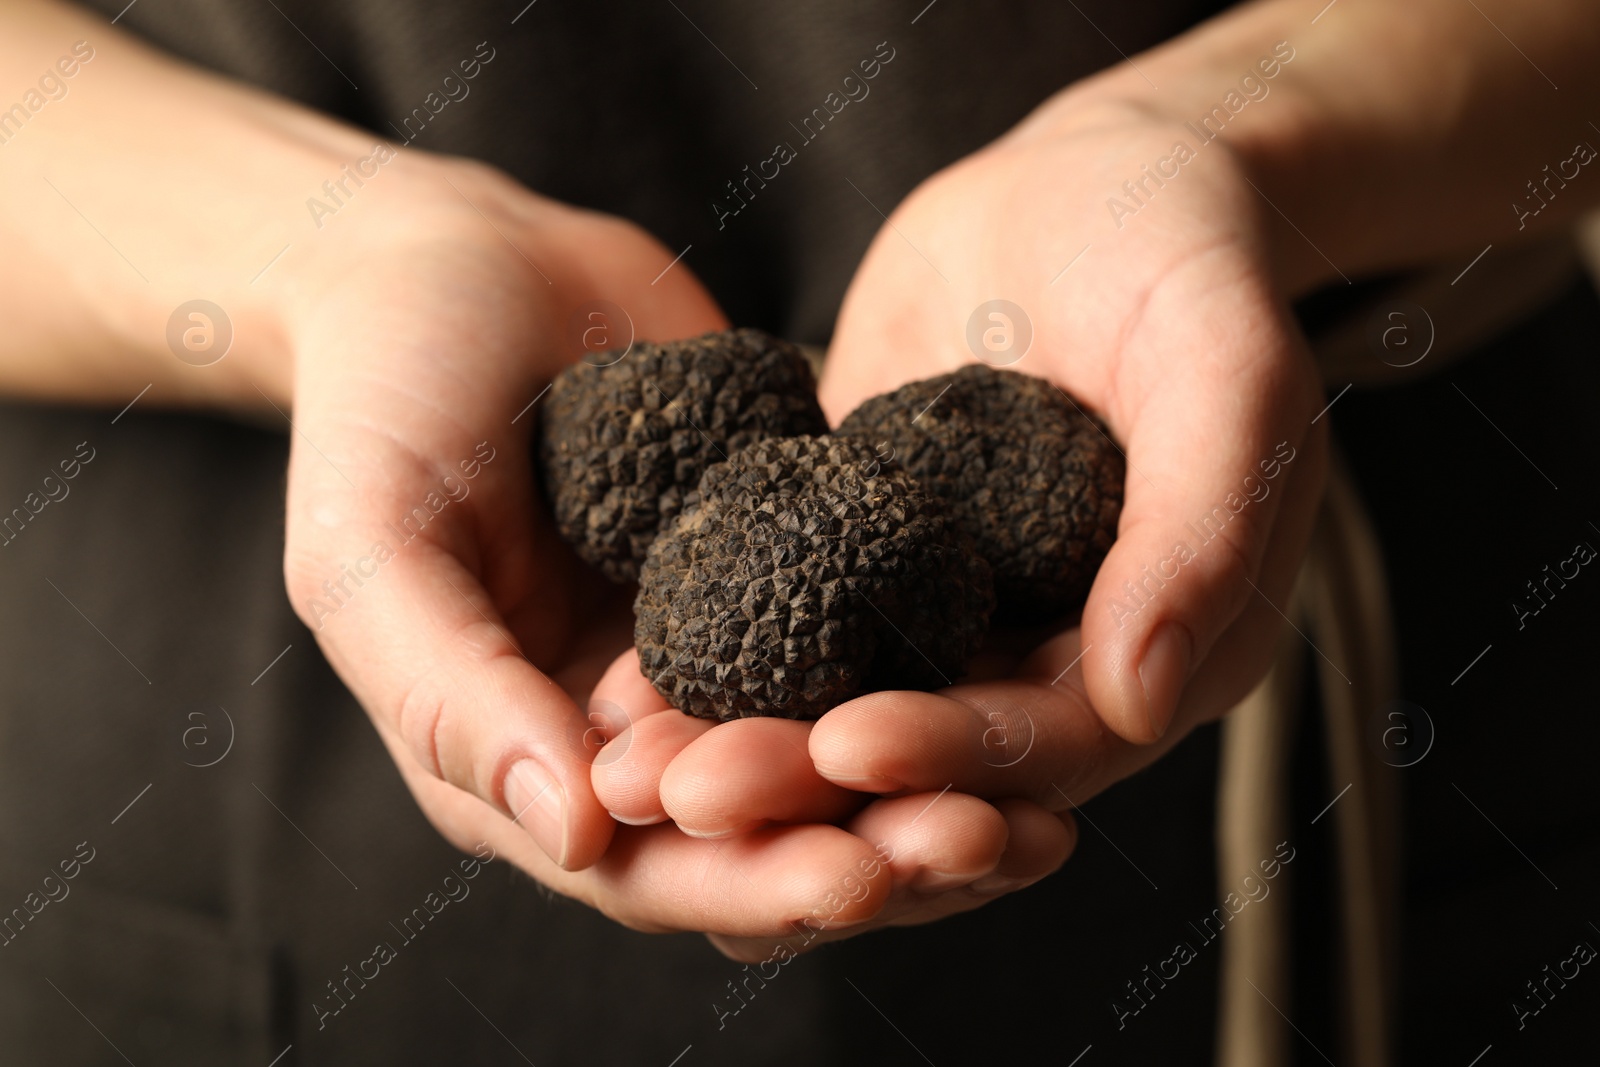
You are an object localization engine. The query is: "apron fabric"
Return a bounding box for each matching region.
[2,1,1594,1063]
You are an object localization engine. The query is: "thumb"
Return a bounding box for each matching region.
[1080,269,1323,743]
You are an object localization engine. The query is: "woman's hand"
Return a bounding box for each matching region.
[0,1,1078,945]
[585,651,1077,958]
[631,95,1329,885]
[818,96,1329,748]
[278,153,731,873]
[277,153,1076,946]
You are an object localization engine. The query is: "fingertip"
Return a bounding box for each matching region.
[1084,613,1194,745]
[1082,589,1172,745]
[808,692,922,791]
[1136,620,1192,741]
[661,718,863,836]
[983,797,1075,890]
[559,763,619,872]
[1058,806,1080,859]
[849,791,1010,894]
[590,710,713,826]
[503,752,615,871]
[587,649,671,745]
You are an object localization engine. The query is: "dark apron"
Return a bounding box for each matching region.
[3,2,1593,1063]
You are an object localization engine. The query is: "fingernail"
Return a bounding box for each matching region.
[504,759,568,868]
[814,771,904,793]
[608,810,668,827]
[969,873,1022,895]
[1138,622,1191,740]
[681,820,760,840]
[912,868,977,893]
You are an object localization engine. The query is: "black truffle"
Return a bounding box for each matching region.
[635,436,994,721]
[538,329,829,582]
[836,364,1123,619]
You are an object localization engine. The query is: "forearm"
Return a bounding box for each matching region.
[1055,0,1600,293]
[0,1,401,410]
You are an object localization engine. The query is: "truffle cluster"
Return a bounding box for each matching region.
[537,329,827,582]
[537,329,1124,721]
[836,364,1124,619]
[634,437,993,720]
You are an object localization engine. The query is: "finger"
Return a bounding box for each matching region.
[587,648,719,825]
[1080,256,1324,743]
[289,522,616,872]
[844,790,1009,891]
[586,648,674,741]
[833,798,1075,937]
[383,736,890,940]
[660,718,868,839]
[953,797,1074,895]
[1163,433,1328,717]
[578,822,892,939]
[591,709,714,826]
[704,790,1006,961]
[706,794,1075,961]
[525,203,732,343]
[810,677,1122,807]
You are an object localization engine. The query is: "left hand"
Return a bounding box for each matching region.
[587,650,1077,960]
[596,91,1328,935]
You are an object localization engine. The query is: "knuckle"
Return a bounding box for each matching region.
[394,672,448,781]
[282,546,331,625]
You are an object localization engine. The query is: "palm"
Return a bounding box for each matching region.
[282,177,729,874]
[277,174,1057,945]
[612,107,1330,941]
[820,108,1327,742]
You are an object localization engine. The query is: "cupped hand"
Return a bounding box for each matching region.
[277,152,735,875]
[814,97,1330,809]
[586,650,1076,955]
[273,150,1054,945]
[638,96,1329,873]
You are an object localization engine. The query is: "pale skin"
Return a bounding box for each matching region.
[2,0,1596,956]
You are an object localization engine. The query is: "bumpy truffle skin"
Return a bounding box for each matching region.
[836,365,1123,619]
[538,329,829,583]
[635,436,994,721]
